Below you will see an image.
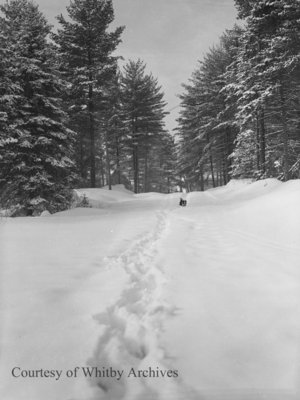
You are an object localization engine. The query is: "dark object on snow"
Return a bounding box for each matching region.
[179,198,187,206]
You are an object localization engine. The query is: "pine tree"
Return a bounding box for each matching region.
[99,72,127,189]
[0,16,20,153]
[230,0,300,180]
[176,78,207,191]
[53,0,124,187]
[234,0,255,18]
[0,0,76,215]
[155,132,177,193]
[120,59,168,193]
[176,29,240,190]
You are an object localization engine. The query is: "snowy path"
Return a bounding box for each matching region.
[85,198,197,399]
[1,181,300,400]
[81,184,300,400]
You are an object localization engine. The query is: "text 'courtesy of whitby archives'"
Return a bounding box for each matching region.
[11,367,179,381]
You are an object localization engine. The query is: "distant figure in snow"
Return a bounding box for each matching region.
[179,188,187,206]
[179,198,187,206]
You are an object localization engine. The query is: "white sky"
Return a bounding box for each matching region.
[36,0,237,131]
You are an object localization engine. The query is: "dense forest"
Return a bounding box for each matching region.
[0,0,299,215]
[177,0,300,190]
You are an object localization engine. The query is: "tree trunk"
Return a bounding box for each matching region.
[206,132,216,187]
[226,127,233,170]
[224,126,232,182]
[105,139,112,190]
[79,132,86,181]
[115,135,121,184]
[279,82,289,181]
[88,83,96,187]
[98,156,105,187]
[255,114,261,172]
[132,116,139,194]
[222,139,228,185]
[200,164,204,191]
[144,147,148,192]
[133,145,139,193]
[259,108,266,176]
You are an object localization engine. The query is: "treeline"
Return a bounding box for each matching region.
[176,0,300,191]
[0,0,175,215]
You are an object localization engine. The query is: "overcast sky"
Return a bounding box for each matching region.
[36,0,237,131]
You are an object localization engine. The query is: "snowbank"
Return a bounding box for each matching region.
[74,184,135,208]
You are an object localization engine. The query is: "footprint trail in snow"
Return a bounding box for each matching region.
[86,209,198,400]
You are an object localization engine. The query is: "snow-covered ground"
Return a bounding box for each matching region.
[1,180,300,400]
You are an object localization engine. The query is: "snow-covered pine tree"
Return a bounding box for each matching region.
[153,131,177,193]
[120,59,168,193]
[176,78,207,191]
[0,0,76,215]
[234,0,256,18]
[177,29,240,190]
[222,24,267,179]
[53,0,124,188]
[255,0,300,180]
[0,18,20,153]
[231,0,300,180]
[98,72,126,189]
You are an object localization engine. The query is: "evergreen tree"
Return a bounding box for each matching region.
[120,59,168,193]
[230,0,300,180]
[0,15,20,151]
[234,0,255,18]
[155,132,177,193]
[176,29,240,190]
[53,0,124,187]
[0,0,76,214]
[176,77,207,191]
[99,72,127,189]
